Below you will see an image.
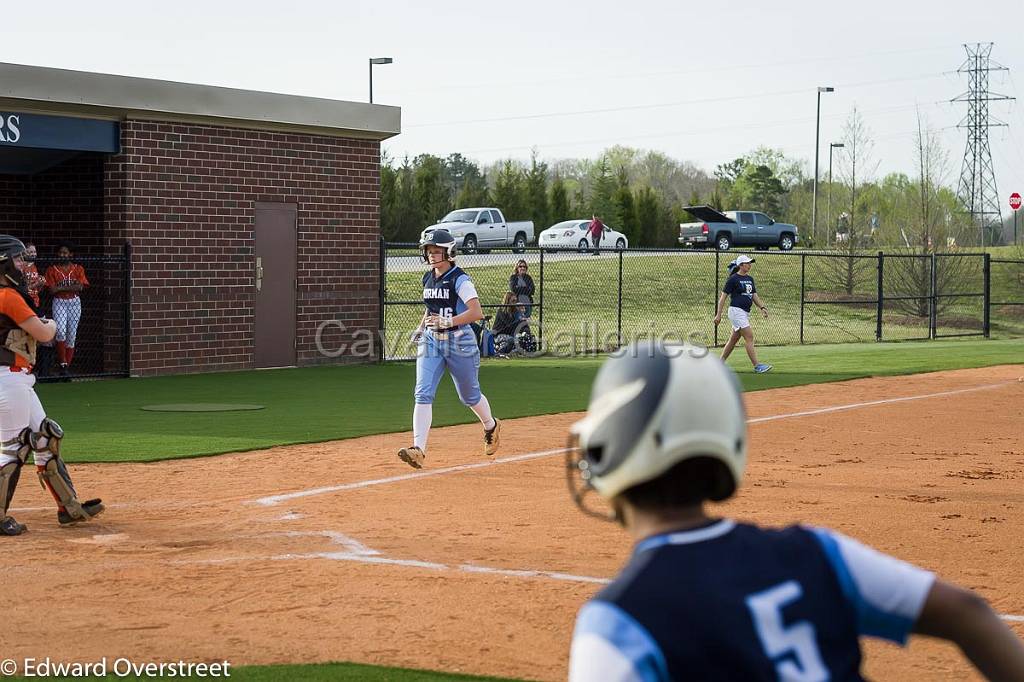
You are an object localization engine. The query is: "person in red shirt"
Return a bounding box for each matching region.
[588,215,605,255]
[0,236,104,535]
[44,243,89,374]
[21,243,44,309]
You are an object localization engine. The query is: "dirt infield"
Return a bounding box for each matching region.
[4,365,1023,680]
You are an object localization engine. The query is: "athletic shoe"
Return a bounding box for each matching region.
[57,499,105,526]
[483,419,501,456]
[754,363,773,374]
[397,446,425,469]
[1,515,26,536]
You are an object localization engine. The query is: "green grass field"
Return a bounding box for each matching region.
[384,247,1024,360]
[42,338,1024,463]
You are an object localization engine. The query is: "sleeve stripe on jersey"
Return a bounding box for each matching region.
[456,276,479,303]
[571,600,668,682]
[811,527,934,645]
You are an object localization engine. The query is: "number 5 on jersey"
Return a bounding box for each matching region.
[746,580,829,682]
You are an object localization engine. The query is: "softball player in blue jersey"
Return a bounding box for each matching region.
[397,229,500,469]
[565,343,1024,681]
[715,254,771,373]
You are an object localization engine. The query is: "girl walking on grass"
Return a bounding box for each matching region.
[714,255,772,374]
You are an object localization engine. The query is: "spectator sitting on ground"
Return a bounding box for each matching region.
[493,292,524,337]
[493,292,535,355]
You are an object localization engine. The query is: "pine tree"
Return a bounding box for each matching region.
[393,159,421,241]
[526,152,549,228]
[589,157,617,220]
[413,155,451,227]
[612,168,638,243]
[455,173,490,208]
[491,160,528,220]
[549,175,571,223]
[635,187,661,247]
[688,188,700,207]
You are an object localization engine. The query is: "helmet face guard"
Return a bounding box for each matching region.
[565,433,617,522]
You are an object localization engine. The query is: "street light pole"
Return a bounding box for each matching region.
[828,142,844,247]
[812,86,835,246]
[368,57,394,104]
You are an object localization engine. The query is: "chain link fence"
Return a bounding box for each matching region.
[30,251,131,382]
[990,258,1024,338]
[381,242,1023,360]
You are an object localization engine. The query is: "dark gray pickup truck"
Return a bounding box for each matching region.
[678,206,799,251]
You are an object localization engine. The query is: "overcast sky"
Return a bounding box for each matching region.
[7,0,1024,206]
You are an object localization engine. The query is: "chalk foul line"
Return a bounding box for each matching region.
[253,380,1019,507]
[179,528,1024,621]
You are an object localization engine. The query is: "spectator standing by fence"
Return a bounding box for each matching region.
[509,260,535,317]
[44,244,89,376]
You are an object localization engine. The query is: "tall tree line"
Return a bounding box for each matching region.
[381,111,1001,249]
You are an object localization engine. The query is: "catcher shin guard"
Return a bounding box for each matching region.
[37,457,104,524]
[0,429,30,535]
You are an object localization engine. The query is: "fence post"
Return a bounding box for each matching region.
[983,252,991,338]
[929,252,938,339]
[714,250,720,347]
[538,247,545,348]
[799,254,806,344]
[377,237,386,363]
[617,249,623,349]
[123,240,133,377]
[875,251,884,342]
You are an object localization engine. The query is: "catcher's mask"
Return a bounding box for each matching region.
[566,342,748,521]
[420,229,457,264]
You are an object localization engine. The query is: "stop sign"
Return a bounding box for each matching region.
[1011,192,1022,211]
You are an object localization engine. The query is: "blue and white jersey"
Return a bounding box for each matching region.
[422,266,478,325]
[569,520,935,682]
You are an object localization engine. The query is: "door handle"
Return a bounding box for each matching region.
[255,256,264,292]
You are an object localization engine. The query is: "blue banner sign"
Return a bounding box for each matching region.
[0,112,119,153]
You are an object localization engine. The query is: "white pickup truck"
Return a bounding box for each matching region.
[420,208,534,254]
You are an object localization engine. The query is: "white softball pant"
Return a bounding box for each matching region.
[52,297,82,347]
[0,370,52,467]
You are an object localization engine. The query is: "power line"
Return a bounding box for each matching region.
[429,101,946,156]
[396,44,957,95]
[406,73,948,129]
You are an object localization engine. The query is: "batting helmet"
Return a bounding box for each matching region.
[0,235,28,288]
[420,229,457,263]
[566,342,747,517]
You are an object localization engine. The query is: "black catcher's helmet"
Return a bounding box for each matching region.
[0,235,27,288]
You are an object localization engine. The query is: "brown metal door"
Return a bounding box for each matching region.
[254,202,297,368]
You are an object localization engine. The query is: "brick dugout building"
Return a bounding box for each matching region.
[0,63,400,376]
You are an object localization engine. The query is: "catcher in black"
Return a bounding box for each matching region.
[0,235,104,536]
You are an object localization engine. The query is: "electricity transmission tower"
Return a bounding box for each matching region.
[952,42,1013,247]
